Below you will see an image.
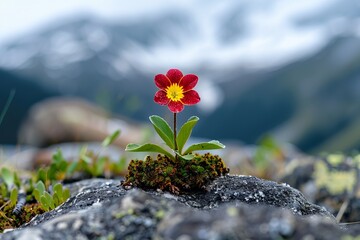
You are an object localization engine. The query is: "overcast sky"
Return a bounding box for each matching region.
[0,0,193,45]
[2,0,358,70]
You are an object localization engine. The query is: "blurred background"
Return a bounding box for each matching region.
[0,0,359,154]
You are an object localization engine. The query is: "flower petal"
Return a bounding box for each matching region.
[180,74,198,91]
[166,69,183,84]
[181,90,200,105]
[168,101,184,113]
[154,90,169,105]
[154,74,171,90]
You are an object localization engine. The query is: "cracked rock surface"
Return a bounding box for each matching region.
[1,175,356,240]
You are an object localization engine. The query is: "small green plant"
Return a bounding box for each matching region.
[9,188,18,208]
[123,69,229,194]
[75,130,123,178]
[0,129,122,232]
[0,168,48,231]
[0,167,21,199]
[34,129,123,183]
[33,181,70,212]
[249,135,285,179]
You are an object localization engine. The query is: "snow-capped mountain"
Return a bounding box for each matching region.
[0,0,359,152]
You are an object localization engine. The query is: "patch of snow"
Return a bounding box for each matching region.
[45,31,93,69]
[196,79,224,114]
[121,0,336,71]
[111,56,132,75]
[81,24,110,52]
[1,0,358,72]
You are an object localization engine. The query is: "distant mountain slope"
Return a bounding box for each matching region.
[0,70,57,144]
[0,13,359,153]
[0,15,196,120]
[197,36,360,152]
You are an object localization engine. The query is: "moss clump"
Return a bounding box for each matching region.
[122,153,229,194]
[0,198,44,232]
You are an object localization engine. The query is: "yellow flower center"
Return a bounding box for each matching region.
[166,84,184,102]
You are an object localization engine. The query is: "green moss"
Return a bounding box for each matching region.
[0,198,44,232]
[122,153,229,194]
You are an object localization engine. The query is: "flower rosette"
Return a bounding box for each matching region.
[125,69,225,161]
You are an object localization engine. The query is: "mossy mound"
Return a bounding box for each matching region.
[122,153,229,194]
[0,199,44,232]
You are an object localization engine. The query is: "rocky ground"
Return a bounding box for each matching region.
[1,108,360,239]
[1,175,359,240]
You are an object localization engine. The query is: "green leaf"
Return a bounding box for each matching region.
[1,168,14,188]
[54,183,68,205]
[44,192,55,209]
[52,192,60,206]
[94,157,107,177]
[53,183,63,198]
[48,163,61,181]
[66,161,78,176]
[179,154,194,161]
[125,143,175,160]
[183,140,225,155]
[13,172,21,188]
[35,181,46,195]
[102,130,121,147]
[176,116,199,154]
[79,146,92,164]
[40,196,50,211]
[63,188,70,201]
[33,189,41,203]
[10,187,18,207]
[52,149,65,165]
[1,183,8,198]
[36,168,47,184]
[149,115,174,149]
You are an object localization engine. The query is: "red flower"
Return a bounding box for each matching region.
[154,69,200,113]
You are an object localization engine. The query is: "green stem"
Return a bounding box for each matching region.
[174,112,178,160]
[0,90,16,127]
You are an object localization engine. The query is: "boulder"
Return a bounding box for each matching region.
[18,97,145,148]
[2,175,356,240]
[281,154,360,223]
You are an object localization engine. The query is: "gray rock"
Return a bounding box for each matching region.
[18,97,145,148]
[0,145,38,170]
[1,175,355,240]
[281,154,360,223]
